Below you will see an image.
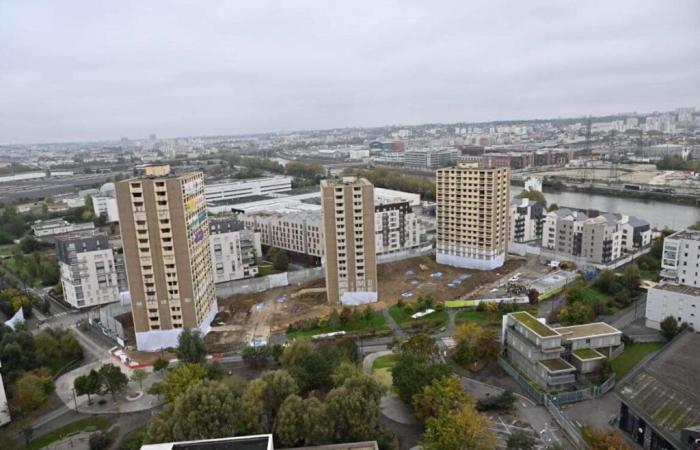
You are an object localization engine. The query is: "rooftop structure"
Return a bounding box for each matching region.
[204,176,293,206]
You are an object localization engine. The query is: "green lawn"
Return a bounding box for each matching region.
[612,342,664,381]
[287,311,388,339]
[640,270,659,282]
[27,417,110,450]
[455,309,488,325]
[389,305,449,333]
[577,286,611,304]
[372,353,398,370]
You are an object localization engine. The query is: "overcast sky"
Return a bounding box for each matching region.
[1,1,699,144]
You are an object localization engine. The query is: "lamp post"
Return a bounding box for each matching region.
[72,388,79,412]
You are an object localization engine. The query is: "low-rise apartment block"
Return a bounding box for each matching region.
[32,218,94,239]
[56,233,120,309]
[209,217,261,282]
[502,312,622,391]
[204,176,292,206]
[243,212,324,265]
[404,148,460,171]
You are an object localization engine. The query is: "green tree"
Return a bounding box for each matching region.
[559,302,593,325]
[660,315,679,341]
[74,369,102,404]
[594,270,617,294]
[422,404,496,450]
[131,368,148,389]
[19,236,41,253]
[621,265,641,292]
[400,334,441,362]
[153,358,169,373]
[301,396,332,445]
[241,370,299,433]
[272,249,289,272]
[325,375,385,443]
[280,340,334,392]
[99,363,128,400]
[391,353,451,404]
[160,363,208,402]
[412,375,471,423]
[547,203,559,212]
[476,389,516,412]
[89,431,110,450]
[507,430,537,450]
[15,372,53,413]
[275,394,304,447]
[330,361,362,387]
[516,189,546,207]
[147,380,242,443]
[176,328,207,364]
[242,345,271,369]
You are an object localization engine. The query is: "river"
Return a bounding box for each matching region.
[511,186,700,231]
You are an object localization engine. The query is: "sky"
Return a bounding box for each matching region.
[1,1,699,144]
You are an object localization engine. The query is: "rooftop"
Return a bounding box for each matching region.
[140,435,272,450]
[666,229,700,241]
[572,348,604,361]
[510,311,558,337]
[618,331,700,447]
[651,283,700,296]
[553,322,621,341]
[540,358,576,373]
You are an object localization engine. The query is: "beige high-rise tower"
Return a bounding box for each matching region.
[436,162,510,270]
[115,165,217,351]
[321,177,378,305]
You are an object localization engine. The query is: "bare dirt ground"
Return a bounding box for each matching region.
[205,255,527,352]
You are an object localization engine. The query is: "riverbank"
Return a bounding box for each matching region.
[540,182,700,206]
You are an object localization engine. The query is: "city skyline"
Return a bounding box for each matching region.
[1,1,698,144]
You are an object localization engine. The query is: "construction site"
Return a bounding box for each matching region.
[204,254,527,352]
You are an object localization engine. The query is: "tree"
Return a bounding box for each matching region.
[581,426,631,450]
[452,323,500,368]
[422,404,496,450]
[147,380,242,443]
[275,394,305,447]
[412,375,471,423]
[272,249,289,272]
[547,203,559,212]
[74,369,102,404]
[15,372,53,413]
[153,358,169,373]
[176,328,207,364]
[399,334,441,362]
[280,340,334,392]
[331,361,362,387]
[242,370,299,433]
[99,363,128,400]
[391,353,451,404]
[621,265,641,292]
[507,430,537,450]
[242,345,271,369]
[301,396,333,445]
[325,375,384,443]
[527,288,540,305]
[660,315,679,341]
[516,189,546,207]
[476,389,516,412]
[18,236,41,254]
[89,431,110,450]
[160,363,208,402]
[594,270,618,294]
[559,302,593,325]
[131,368,148,390]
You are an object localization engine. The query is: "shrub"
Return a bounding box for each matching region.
[476,389,516,412]
[89,431,110,450]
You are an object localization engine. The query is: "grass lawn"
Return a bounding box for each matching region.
[257,264,282,277]
[372,353,398,370]
[389,305,449,333]
[612,342,664,381]
[640,270,659,282]
[27,416,110,450]
[287,311,388,339]
[455,309,488,325]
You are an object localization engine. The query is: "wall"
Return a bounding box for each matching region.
[215,267,324,297]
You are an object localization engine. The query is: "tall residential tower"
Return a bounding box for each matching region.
[321,177,378,305]
[116,165,217,351]
[436,162,510,270]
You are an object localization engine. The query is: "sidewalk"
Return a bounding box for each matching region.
[54,359,163,414]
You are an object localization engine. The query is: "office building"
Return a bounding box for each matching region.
[115,165,217,351]
[32,218,94,239]
[321,177,378,305]
[509,198,545,244]
[436,162,510,270]
[204,176,293,206]
[404,149,460,171]
[209,217,261,282]
[502,312,622,391]
[56,233,120,309]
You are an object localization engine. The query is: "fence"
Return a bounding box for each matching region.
[377,245,434,263]
[215,267,324,297]
[497,357,545,404]
[544,395,588,450]
[609,342,625,360]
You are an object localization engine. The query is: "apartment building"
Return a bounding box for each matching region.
[436,162,510,270]
[115,165,218,351]
[92,194,120,223]
[320,177,378,305]
[0,363,9,426]
[646,230,700,331]
[243,212,324,265]
[502,312,622,391]
[541,209,649,264]
[209,217,261,282]
[204,176,292,206]
[56,234,120,309]
[509,199,545,244]
[404,149,460,171]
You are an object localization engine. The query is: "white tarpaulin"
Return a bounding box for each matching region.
[436,252,505,270]
[268,272,289,289]
[4,308,24,330]
[340,291,378,306]
[135,298,219,351]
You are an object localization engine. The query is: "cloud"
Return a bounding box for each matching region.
[0,0,698,143]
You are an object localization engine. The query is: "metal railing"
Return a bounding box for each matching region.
[544,395,588,450]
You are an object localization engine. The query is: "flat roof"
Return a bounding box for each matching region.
[572,348,604,361]
[141,435,272,450]
[540,358,576,373]
[651,283,700,296]
[510,311,558,337]
[553,322,621,341]
[618,331,700,447]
